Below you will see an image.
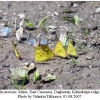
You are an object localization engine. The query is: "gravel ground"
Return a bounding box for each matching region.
[0,1,100,89]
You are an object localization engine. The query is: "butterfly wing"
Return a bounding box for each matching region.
[59,33,67,47]
[0,27,10,37]
[19,27,23,38]
[38,33,48,45]
[16,29,21,41]
[16,27,23,41]
[34,46,48,62]
[11,40,21,59]
[41,45,54,59]
[54,41,66,58]
[67,40,77,57]
[27,33,35,45]
[40,40,48,45]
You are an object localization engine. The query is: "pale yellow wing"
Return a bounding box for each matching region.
[11,40,21,59]
[54,41,66,58]
[34,46,48,62]
[41,45,54,59]
[67,40,77,57]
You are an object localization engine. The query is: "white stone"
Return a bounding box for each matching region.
[60,26,69,31]
[20,62,30,67]
[89,65,92,68]
[18,14,25,19]
[86,53,94,60]
[54,12,59,16]
[48,25,57,29]
[79,18,84,22]
[95,7,100,13]
[73,3,79,8]
[13,13,16,15]
[2,12,8,16]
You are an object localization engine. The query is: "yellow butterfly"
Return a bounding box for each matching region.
[34,46,48,62]
[67,40,77,57]
[34,44,54,62]
[54,40,77,58]
[41,45,54,59]
[54,41,66,58]
[11,40,21,59]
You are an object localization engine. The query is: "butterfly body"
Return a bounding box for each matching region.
[54,41,66,58]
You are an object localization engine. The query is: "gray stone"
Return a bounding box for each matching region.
[86,53,94,60]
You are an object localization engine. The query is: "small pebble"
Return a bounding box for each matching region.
[18,14,25,19]
[13,13,16,15]
[89,65,92,68]
[28,63,35,70]
[0,21,6,26]
[51,12,59,17]
[95,7,100,13]
[46,11,51,16]
[20,62,30,67]
[2,12,8,16]
[53,12,59,16]
[48,25,57,29]
[90,31,96,36]
[60,26,69,31]
[79,18,84,22]
[91,39,96,44]
[80,40,87,44]
[86,53,94,60]
[21,62,35,73]
[91,17,97,22]
[58,84,63,89]
[73,3,79,8]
